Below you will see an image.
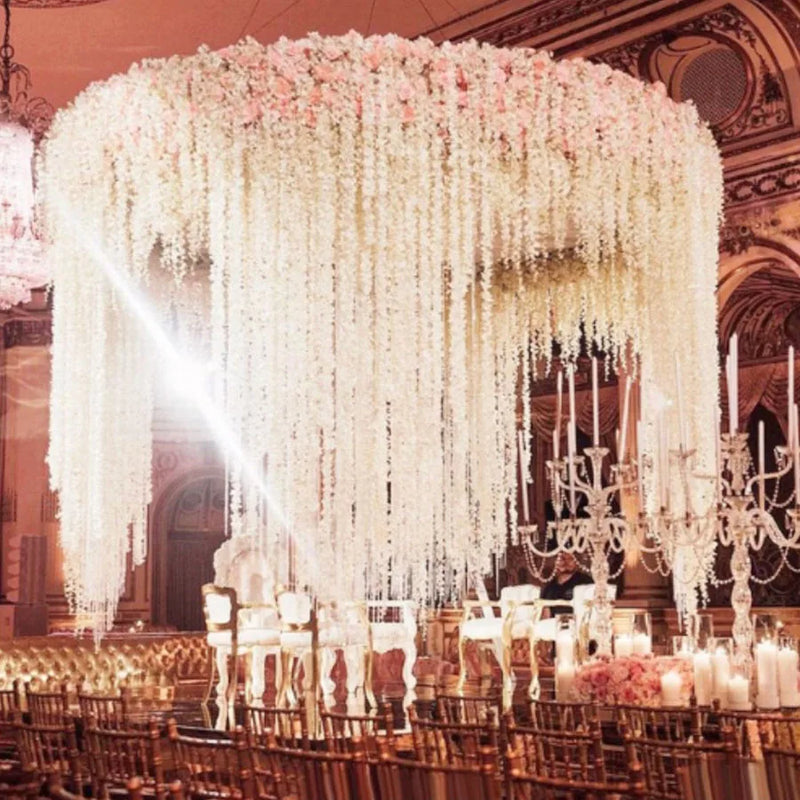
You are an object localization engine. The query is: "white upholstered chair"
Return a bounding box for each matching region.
[533,582,618,656]
[457,584,542,708]
[368,600,417,707]
[212,537,282,702]
[276,591,375,709]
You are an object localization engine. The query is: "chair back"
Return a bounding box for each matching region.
[78,688,130,730]
[167,719,251,800]
[529,699,599,732]
[243,702,310,749]
[250,729,370,800]
[500,584,540,621]
[436,692,501,725]
[25,682,70,725]
[277,591,313,626]
[374,737,500,800]
[409,705,499,766]
[201,585,238,632]
[0,682,20,723]
[319,702,394,755]
[85,716,166,800]
[504,711,608,783]
[620,707,742,800]
[759,715,800,800]
[15,716,84,791]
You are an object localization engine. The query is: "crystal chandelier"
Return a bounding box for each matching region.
[0,0,50,308]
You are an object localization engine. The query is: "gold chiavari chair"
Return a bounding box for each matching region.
[505,721,650,800]
[250,729,371,800]
[408,705,499,766]
[623,713,744,800]
[167,718,252,800]
[24,682,70,726]
[436,691,502,724]
[319,701,394,755]
[78,687,131,730]
[84,715,166,800]
[529,698,600,731]
[15,716,84,792]
[373,737,500,800]
[757,713,800,800]
[506,716,645,799]
[242,700,310,749]
[0,682,22,775]
[504,711,610,782]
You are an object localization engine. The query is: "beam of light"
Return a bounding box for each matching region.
[50,198,316,567]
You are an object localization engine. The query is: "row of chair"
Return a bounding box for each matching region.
[201,585,418,716]
[202,580,610,719]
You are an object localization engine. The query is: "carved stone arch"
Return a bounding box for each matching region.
[149,466,226,627]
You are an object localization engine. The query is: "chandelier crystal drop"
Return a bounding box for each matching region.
[0,0,50,308]
[38,33,723,634]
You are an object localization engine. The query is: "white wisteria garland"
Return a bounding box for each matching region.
[39,33,722,632]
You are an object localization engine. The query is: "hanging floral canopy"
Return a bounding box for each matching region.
[38,33,722,632]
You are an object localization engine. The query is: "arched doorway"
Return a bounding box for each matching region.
[163,475,226,630]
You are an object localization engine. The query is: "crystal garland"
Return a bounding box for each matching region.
[0,120,47,307]
[38,34,723,633]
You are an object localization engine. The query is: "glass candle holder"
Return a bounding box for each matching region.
[690,613,714,652]
[709,637,732,706]
[632,611,652,656]
[753,613,779,643]
[778,636,800,707]
[555,615,577,666]
[672,635,694,659]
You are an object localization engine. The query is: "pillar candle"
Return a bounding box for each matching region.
[615,634,633,658]
[636,419,644,502]
[518,430,529,523]
[632,632,652,656]
[778,646,799,707]
[591,356,599,446]
[660,671,682,706]
[693,651,712,706]
[711,647,731,706]
[758,420,765,512]
[556,661,576,701]
[727,674,750,709]
[556,370,563,454]
[756,640,780,709]
[619,377,631,463]
[556,630,575,666]
[790,346,795,438]
[730,334,739,434]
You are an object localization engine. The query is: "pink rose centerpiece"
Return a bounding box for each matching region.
[572,655,695,707]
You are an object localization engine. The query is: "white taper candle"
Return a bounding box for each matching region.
[591,357,599,446]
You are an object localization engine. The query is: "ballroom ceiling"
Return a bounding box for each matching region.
[11,0,530,112]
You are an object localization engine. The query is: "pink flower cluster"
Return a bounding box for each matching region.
[116,31,693,162]
[572,655,695,707]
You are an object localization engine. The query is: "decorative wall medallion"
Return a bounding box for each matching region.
[596,5,790,146]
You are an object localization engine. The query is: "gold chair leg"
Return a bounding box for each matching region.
[203,646,216,704]
[528,637,540,701]
[277,650,291,708]
[364,646,377,711]
[501,642,513,712]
